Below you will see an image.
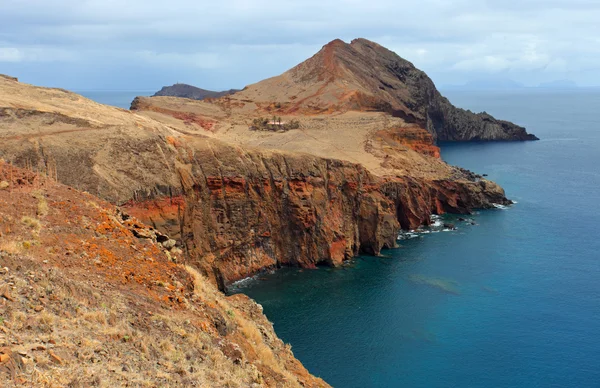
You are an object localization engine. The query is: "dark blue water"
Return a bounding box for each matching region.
[230,90,600,387]
[77,90,152,109]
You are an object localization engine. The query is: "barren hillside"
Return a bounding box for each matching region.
[0,160,328,387]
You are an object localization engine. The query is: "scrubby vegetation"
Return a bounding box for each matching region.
[250,117,300,132]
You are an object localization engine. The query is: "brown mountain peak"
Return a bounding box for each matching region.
[323,38,347,48]
[350,37,380,48]
[233,39,537,141]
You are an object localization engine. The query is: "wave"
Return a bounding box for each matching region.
[398,214,460,239]
[431,214,444,228]
[228,274,260,290]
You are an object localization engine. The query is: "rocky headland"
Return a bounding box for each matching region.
[0,38,534,385]
[227,38,538,141]
[153,83,240,100]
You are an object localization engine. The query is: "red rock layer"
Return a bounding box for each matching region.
[122,195,185,241]
[374,126,441,158]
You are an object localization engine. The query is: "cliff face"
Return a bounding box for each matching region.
[153,83,240,100]
[234,38,538,141]
[346,39,539,141]
[123,138,509,288]
[373,126,441,158]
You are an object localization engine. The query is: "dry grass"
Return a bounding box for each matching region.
[31,190,48,217]
[0,240,23,254]
[0,162,326,387]
[21,240,39,249]
[184,264,220,304]
[20,216,41,232]
[183,264,302,385]
[0,256,324,388]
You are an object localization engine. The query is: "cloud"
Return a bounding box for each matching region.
[1,0,599,88]
[0,48,22,62]
[0,45,78,63]
[135,51,221,69]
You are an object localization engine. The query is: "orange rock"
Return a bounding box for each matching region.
[48,350,63,364]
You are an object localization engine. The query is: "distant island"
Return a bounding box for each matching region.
[153,83,240,100]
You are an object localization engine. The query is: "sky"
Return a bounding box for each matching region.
[1,0,599,91]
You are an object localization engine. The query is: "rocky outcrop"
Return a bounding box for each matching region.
[152,83,239,100]
[347,38,539,141]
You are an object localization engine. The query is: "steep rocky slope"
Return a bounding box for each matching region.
[233,38,537,141]
[0,76,511,289]
[153,83,239,100]
[145,136,509,289]
[0,161,328,387]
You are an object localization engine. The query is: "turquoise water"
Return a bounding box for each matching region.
[229,90,600,387]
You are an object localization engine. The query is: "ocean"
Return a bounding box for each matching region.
[76,90,153,109]
[83,89,600,387]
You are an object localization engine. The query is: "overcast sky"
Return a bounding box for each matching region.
[1,0,599,90]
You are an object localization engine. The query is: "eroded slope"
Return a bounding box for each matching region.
[0,161,328,387]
